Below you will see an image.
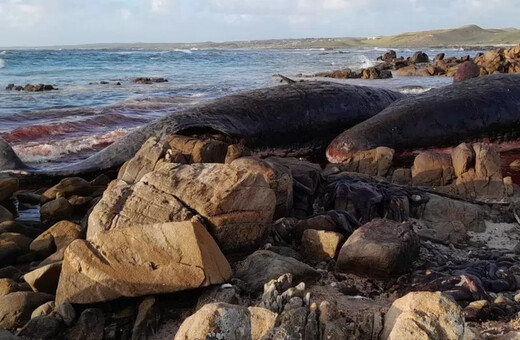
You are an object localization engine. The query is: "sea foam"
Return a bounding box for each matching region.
[0,59,4,69]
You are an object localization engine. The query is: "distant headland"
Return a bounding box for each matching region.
[2,25,520,50]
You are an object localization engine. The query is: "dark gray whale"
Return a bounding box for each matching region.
[0,81,403,177]
[327,74,520,163]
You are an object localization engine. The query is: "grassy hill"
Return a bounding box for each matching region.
[4,25,520,50]
[364,25,520,47]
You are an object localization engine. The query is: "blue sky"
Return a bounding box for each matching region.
[0,0,518,46]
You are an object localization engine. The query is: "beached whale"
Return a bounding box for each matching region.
[326,74,520,163]
[0,81,403,177]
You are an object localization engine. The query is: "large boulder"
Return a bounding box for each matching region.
[336,220,420,278]
[174,303,277,340]
[0,292,54,330]
[231,157,293,219]
[56,219,231,304]
[234,250,320,293]
[89,162,276,252]
[381,291,465,340]
[410,51,429,63]
[412,151,454,186]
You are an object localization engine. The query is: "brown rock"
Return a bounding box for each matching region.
[30,220,84,259]
[41,177,93,204]
[510,159,520,170]
[117,137,170,184]
[337,147,394,177]
[451,143,475,177]
[56,219,231,304]
[0,291,54,330]
[412,151,454,186]
[0,176,19,202]
[23,262,62,294]
[300,229,344,263]
[231,157,293,219]
[166,134,229,164]
[0,279,19,296]
[132,297,160,340]
[31,301,55,319]
[452,143,504,199]
[453,61,481,83]
[336,220,419,278]
[90,162,276,252]
[396,65,417,76]
[381,292,465,340]
[40,198,73,222]
[225,144,252,164]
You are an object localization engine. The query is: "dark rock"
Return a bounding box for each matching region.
[131,297,160,340]
[16,314,63,340]
[0,267,22,280]
[336,220,420,278]
[132,77,168,84]
[196,285,240,310]
[410,51,429,63]
[0,221,41,239]
[40,198,73,222]
[0,328,20,339]
[55,302,76,326]
[0,233,32,267]
[66,308,105,340]
[234,250,320,293]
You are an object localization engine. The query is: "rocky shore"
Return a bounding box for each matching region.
[314,43,520,81]
[0,131,520,339]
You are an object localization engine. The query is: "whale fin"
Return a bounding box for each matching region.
[0,136,27,171]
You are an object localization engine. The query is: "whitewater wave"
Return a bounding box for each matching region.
[359,55,379,68]
[0,59,4,69]
[13,128,135,163]
[0,51,6,55]
[397,86,433,94]
[173,49,193,54]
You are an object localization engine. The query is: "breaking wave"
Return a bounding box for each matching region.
[0,59,4,69]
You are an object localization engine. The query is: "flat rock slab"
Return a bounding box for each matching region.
[56,219,231,304]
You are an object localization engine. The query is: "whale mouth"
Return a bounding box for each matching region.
[326,144,351,164]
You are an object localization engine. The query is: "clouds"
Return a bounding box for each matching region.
[0,0,518,46]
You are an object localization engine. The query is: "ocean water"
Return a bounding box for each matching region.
[0,47,479,166]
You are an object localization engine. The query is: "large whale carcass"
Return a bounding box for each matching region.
[327,74,520,163]
[0,81,403,178]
